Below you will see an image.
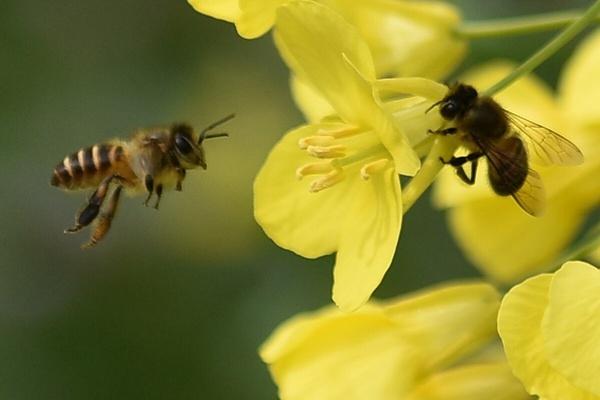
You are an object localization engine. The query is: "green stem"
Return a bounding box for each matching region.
[557,223,600,265]
[402,136,459,214]
[485,0,600,96]
[458,9,600,39]
[524,222,600,280]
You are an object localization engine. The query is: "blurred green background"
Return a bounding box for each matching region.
[0,0,589,398]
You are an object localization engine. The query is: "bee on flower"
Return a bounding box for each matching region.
[253,0,452,311]
[434,30,600,284]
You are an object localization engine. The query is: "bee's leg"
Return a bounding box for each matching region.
[82,185,123,249]
[175,169,185,192]
[440,152,483,185]
[65,175,116,234]
[144,174,154,206]
[154,184,163,210]
[428,127,458,135]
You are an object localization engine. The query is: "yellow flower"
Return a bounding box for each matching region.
[498,260,600,399]
[433,31,600,284]
[187,0,284,39]
[254,0,447,311]
[187,0,465,78]
[260,282,529,400]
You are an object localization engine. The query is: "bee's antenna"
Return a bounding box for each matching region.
[204,132,229,140]
[425,100,442,114]
[199,113,235,144]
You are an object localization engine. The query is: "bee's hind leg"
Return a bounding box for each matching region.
[65,175,116,234]
[440,152,483,185]
[82,185,123,249]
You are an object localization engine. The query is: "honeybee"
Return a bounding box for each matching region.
[51,114,234,248]
[429,83,583,216]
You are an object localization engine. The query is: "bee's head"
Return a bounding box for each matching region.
[171,123,207,169]
[437,83,478,120]
[171,114,234,170]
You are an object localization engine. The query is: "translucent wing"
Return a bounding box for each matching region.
[511,169,545,217]
[504,109,583,166]
[480,138,546,217]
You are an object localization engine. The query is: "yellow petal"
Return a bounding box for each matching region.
[254,124,354,258]
[274,0,378,125]
[345,58,421,175]
[446,193,586,284]
[325,0,465,79]
[407,363,530,400]
[384,282,500,370]
[291,74,336,123]
[187,0,240,22]
[498,272,596,399]
[236,0,285,38]
[259,304,419,400]
[542,261,600,396]
[560,29,600,126]
[332,166,402,311]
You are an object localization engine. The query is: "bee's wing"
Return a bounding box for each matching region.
[504,109,583,166]
[483,140,546,217]
[510,169,545,217]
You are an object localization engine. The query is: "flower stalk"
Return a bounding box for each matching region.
[458,9,600,39]
[402,136,459,213]
[485,0,600,95]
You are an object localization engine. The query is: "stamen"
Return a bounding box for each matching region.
[298,135,335,149]
[296,161,333,179]
[306,145,346,159]
[360,159,390,180]
[316,124,360,138]
[309,168,344,192]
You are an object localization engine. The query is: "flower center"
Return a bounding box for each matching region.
[296,123,392,192]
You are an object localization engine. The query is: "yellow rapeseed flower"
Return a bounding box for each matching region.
[260,282,529,400]
[254,0,447,311]
[433,31,600,284]
[187,0,465,78]
[498,260,600,399]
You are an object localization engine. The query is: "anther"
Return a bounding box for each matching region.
[296,161,333,179]
[316,124,360,138]
[298,135,335,149]
[309,168,344,192]
[360,159,390,180]
[306,145,346,159]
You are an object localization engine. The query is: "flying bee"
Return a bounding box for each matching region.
[50,114,234,248]
[428,83,583,216]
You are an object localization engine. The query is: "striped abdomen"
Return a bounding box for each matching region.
[487,136,528,196]
[51,144,126,189]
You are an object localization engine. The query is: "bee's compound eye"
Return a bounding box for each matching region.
[440,101,458,119]
[175,134,193,154]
